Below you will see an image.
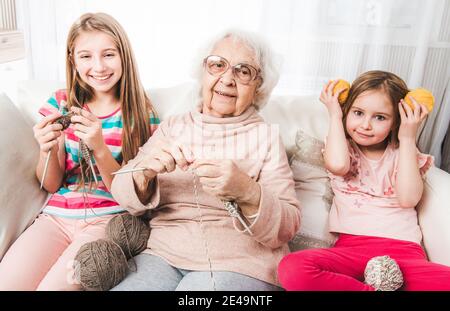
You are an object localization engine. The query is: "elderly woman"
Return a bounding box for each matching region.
[110,29,300,291]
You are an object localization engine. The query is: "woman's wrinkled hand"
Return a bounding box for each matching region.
[191,159,259,204]
[137,138,195,180]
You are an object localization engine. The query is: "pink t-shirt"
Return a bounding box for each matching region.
[328,140,433,244]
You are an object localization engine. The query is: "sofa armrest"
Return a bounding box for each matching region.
[0,93,48,260]
[417,166,450,266]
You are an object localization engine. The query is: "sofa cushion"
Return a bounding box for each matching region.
[0,93,48,260]
[418,166,450,266]
[260,94,329,158]
[288,129,337,251]
[16,80,64,126]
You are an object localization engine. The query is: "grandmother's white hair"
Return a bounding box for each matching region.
[191,28,280,110]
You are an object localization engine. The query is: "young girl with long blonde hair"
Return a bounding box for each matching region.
[0,12,158,290]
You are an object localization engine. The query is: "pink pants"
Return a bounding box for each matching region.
[278,234,450,291]
[0,213,115,291]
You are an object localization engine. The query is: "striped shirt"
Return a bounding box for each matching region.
[38,89,159,219]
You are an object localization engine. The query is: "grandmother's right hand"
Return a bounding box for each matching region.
[33,112,63,155]
[135,138,195,180]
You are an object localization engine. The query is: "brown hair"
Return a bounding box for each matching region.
[341,70,409,147]
[65,13,156,189]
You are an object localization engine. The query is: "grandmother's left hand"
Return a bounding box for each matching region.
[191,159,261,208]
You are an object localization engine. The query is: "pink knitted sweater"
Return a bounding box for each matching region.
[111,106,300,285]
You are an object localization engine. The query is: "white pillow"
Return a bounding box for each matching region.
[148,82,198,120]
[288,129,337,251]
[16,80,64,126]
[0,93,48,260]
[260,95,329,159]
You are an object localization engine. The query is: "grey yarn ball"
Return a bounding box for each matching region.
[105,213,150,260]
[364,255,404,291]
[74,239,128,291]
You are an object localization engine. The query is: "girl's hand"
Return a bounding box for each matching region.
[33,112,63,154]
[191,159,259,204]
[70,107,105,152]
[137,138,194,180]
[398,97,429,142]
[319,80,346,118]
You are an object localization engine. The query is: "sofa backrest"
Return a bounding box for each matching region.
[16,81,329,156]
[2,80,450,265]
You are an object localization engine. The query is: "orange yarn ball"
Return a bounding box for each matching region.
[332,79,350,105]
[404,88,434,112]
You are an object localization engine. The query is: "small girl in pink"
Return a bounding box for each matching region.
[278,70,450,291]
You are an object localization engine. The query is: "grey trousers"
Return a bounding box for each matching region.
[111,253,282,291]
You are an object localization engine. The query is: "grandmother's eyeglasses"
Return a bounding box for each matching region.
[203,55,261,85]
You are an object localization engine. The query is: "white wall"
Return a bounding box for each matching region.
[4,0,450,163]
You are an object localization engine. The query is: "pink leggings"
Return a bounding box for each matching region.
[0,213,115,291]
[278,234,450,291]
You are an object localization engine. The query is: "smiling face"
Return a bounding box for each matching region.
[73,30,122,98]
[345,89,395,150]
[201,37,261,118]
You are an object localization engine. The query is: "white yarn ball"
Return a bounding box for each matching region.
[364,255,404,291]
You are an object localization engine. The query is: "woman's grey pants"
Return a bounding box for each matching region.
[111,253,282,291]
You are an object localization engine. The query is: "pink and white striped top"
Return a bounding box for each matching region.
[39,89,159,219]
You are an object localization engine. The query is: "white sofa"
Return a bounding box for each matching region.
[1,81,450,270]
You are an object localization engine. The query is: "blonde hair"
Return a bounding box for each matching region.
[66,12,156,188]
[192,28,280,110]
[341,70,409,148]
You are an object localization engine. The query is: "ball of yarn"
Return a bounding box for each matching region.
[364,255,404,291]
[332,79,351,105]
[54,111,75,130]
[74,239,128,291]
[106,213,150,259]
[404,88,434,112]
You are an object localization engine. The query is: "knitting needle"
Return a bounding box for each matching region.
[88,157,99,184]
[235,213,254,236]
[111,167,148,175]
[40,150,52,190]
[40,104,65,190]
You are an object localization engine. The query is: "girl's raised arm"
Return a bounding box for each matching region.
[320,80,350,176]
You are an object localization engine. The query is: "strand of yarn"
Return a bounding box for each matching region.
[78,139,100,222]
[78,151,90,222]
[191,168,216,291]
